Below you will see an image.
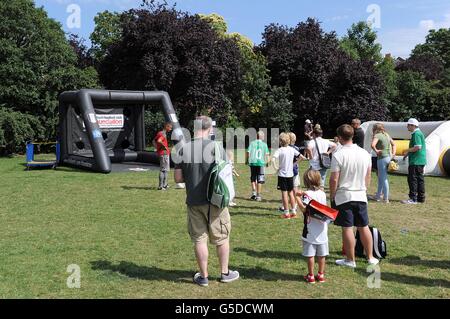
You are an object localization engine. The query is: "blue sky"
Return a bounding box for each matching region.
[35,0,450,58]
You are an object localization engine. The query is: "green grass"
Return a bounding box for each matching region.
[1,155,450,298]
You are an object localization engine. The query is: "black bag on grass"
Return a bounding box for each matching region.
[355,226,387,259]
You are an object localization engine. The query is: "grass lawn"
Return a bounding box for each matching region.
[0,155,449,298]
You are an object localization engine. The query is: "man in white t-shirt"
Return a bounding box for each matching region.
[329,124,379,268]
[306,128,337,188]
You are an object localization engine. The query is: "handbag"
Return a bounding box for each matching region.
[388,159,399,172]
[314,138,331,169]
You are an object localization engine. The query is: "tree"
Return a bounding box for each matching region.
[260,18,387,137]
[98,5,242,127]
[198,13,228,35]
[377,55,398,117]
[0,0,98,153]
[260,85,295,132]
[412,28,450,69]
[396,52,444,81]
[90,10,123,61]
[199,14,271,128]
[340,21,383,63]
[390,71,430,121]
[68,34,94,68]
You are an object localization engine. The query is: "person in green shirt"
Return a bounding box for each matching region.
[246,131,270,202]
[402,118,427,204]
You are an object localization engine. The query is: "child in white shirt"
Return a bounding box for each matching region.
[272,133,300,219]
[296,169,329,283]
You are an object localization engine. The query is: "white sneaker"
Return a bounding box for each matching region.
[335,259,356,268]
[368,258,379,265]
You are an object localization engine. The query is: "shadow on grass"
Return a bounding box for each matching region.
[233,205,276,212]
[91,260,192,283]
[231,211,279,218]
[121,186,160,191]
[235,248,299,261]
[236,266,304,282]
[389,256,450,269]
[354,268,450,288]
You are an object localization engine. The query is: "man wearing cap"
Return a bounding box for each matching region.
[402,118,427,204]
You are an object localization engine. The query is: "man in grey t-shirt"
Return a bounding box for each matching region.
[174,116,239,287]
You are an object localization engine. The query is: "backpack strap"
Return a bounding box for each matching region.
[314,138,324,169]
[372,227,381,258]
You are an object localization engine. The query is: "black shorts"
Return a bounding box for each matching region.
[277,176,294,192]
[334,201,369,228]
[250,166,265,184]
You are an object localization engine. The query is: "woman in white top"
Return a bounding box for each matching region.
[306,128,337,188]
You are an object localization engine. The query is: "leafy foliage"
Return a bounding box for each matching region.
[259,18,387,137]
[90,10,123,61]
[0,0,98,154]
[98,5,242,127]
[0,107,44,154]
[396,52,444,81]
[412,28,450,69]
[340,21,383,63]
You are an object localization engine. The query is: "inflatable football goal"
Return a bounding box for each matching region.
[58,89,185,173]
[361,121,450,177]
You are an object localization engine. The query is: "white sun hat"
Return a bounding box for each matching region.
[407,118,419,127]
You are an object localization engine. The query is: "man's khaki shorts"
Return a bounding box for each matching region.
[187,205,231,246]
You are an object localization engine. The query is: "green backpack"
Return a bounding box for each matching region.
[207,143,235,208]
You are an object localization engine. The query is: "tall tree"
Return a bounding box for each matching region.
[260,18,387,136]
[98,5,242,127]
[396,52,444,81]
[0,0,98,153]
[340,21,383,63]
[90,11,123,62]
[412,28,450,69]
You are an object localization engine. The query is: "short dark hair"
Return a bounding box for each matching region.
[337,124,354,141]
[313,128,323,137]
[195,116,213,131]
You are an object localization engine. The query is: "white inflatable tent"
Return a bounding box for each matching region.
[361,121,450,177]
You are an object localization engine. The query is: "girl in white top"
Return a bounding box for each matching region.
[295,169,329,283]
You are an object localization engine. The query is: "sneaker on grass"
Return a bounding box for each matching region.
[193,273,208,287]
[335,259,356,268]
[401,199,417,205]
[368,258,379,265]
[221,270,239,283]
[304,274,315,284]
[315,272,326,283]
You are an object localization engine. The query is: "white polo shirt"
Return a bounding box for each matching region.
[331,144,371,206]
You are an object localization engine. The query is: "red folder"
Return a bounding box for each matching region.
[302,195,339,222]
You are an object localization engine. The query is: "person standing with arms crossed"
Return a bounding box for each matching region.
[330,124,379,268]
[247,131,270,202]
